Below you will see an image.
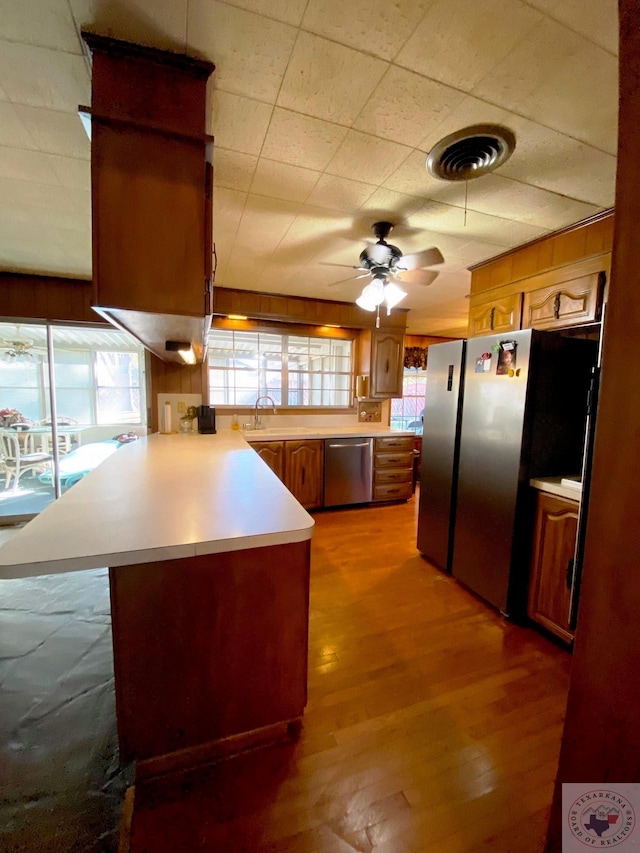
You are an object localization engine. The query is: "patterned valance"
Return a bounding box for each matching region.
[404,347,428,370]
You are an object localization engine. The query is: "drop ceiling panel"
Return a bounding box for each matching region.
[213,149,258,193]
[277,32,388,125]
[210,91,273,156]
[1,0,81,53]
[260,108,348,170]
[46,154,91,191]
[71,0,188,51]
[0,147,61,184]
[472,17,618,153]
[525,0,618,55]
[187,0,297,103]
[305,174,377,213]
[300,0,435,62]
[214,0,307,27]
[13,105,90,159]
[250,159,321,204]
[353,66,467,148]
[326,131,413,186]
[0,43,89,112]
[395,0,542,91]
[422,174,602,229]
[410,201,548,246]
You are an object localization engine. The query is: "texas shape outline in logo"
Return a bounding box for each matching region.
[567,789,636,847]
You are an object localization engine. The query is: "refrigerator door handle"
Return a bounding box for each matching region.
[447,364,454,391]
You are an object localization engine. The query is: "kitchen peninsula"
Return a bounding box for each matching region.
[0,431,314,778]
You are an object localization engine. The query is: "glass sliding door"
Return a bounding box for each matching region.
[0,321,147,523]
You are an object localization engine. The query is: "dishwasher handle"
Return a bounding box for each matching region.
[327,441,371,448]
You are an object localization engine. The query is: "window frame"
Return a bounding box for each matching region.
[207,320,357,412]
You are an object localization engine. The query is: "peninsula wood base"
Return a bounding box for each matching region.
[108,540,310,775]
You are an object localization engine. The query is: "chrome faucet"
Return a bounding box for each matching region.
[254,394,277,429]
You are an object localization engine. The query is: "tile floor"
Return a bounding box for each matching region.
[0,532,128,853]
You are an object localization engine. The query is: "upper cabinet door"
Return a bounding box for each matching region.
[370,330,404,398]
[468,293,522,338]
[522,271,606,330]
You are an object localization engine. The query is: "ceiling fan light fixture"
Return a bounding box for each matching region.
[362,279,385,306]
[356,293,377,312]
[383,281,406,310]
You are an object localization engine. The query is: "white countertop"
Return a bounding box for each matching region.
[530,476,582,502]
[0,431,314,579]
[242,425,415,441]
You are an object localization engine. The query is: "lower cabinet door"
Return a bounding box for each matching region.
[250,441,285,480]
[284,440,324,509]
[527,492,579,644]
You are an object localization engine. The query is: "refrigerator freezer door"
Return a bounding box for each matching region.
[451,330,533,613]
[417,339,466,571]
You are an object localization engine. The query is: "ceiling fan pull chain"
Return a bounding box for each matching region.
[464,180,468,227]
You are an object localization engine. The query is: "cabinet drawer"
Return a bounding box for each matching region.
[374,468,413,484]
[373,482,413,502]
[374,436,414,452]
[374,451,413,469]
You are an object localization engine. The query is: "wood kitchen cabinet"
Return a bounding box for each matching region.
[250,439,324,509]
[251,441,285,480]
[468,293,522,337]
[284,441,324,510]
[370,329,405,398]
[83,33,215,363]
[372,435,414,502]
[527,491,579,644]
[522,271,605,331]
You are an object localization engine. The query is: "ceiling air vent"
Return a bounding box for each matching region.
[426,124,516,181]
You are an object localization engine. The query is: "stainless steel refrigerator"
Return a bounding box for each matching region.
[453,329,597,617]
[418,329,597,618]
[417,339,466,572]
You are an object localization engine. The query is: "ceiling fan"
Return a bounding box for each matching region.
[324,222,444,323]
[0,326,37,363]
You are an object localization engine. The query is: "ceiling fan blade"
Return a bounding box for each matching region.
[327,272,370,287]
[400,247,445,270]
[395,268,439,287]
[319,262,366,270]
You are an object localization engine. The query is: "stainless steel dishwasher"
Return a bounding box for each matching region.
[323,437,373,507]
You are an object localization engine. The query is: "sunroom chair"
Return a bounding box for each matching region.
[31,416,78,455]
[0,429,52,491]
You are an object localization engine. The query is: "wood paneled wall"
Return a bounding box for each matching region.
[470,210,614,295]
[0,272,96,323]
[213,287,407,331]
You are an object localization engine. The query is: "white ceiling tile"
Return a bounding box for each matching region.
[0,146,61,184]
[14,105,90,159]
[305,174,376,213]
[46,154,91,191]
[0,0,82,52]
[0,102,38,149]
[70,0,188,52]
[395,0,541,90]
[525,0,618,56]
[473,17,618,154]
[326,132,413,186]
[214,0,307,26]
[211,91,273,156]
[418,96,514,154]
[301,0,435,62]
[260,108,348,170]
[382,148,447,197]
[187,0,297,103]
[423,173,602,229]
[212,187,248,281]
[353,66,467,148]
[410,200,548,247]
[251,159,321,204]
[277,32,388,124]
[213,149,258,192]
[0,42,89,112]
[358,187,428,222]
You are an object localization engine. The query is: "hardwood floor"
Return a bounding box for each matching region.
[127,494,570,852]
